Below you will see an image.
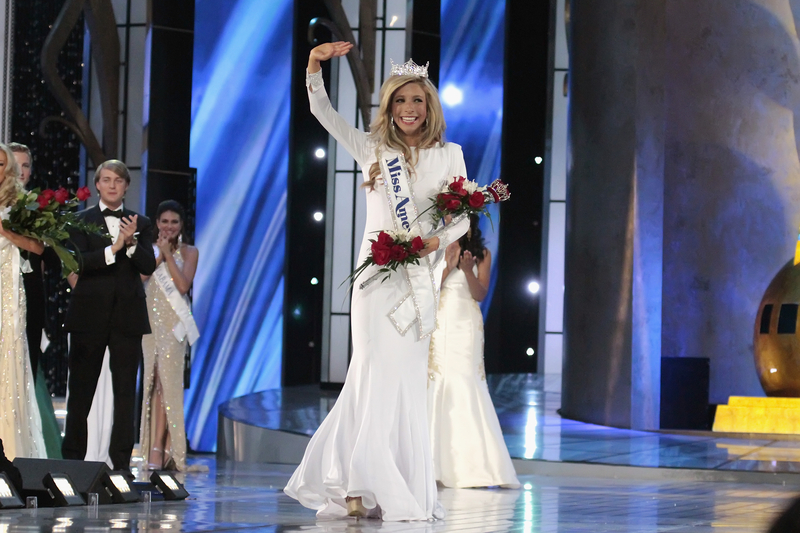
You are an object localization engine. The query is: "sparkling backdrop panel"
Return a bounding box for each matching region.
[186,0,292,451]
[440,0,505,315]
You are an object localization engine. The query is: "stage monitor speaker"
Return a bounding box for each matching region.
[660,357,710,430]
[12,458,112,507]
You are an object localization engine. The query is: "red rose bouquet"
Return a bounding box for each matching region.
[345,229,426,289]
[1,186,103,274]
[429,176,511,225]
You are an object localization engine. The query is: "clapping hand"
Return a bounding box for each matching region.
[156,233,172,258]
[444,241,460,271]
[119,215,138,246]
[459,250,476,271]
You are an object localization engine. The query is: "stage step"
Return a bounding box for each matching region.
[713,396,800,434]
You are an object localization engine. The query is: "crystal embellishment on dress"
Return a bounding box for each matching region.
[390,58,429,79]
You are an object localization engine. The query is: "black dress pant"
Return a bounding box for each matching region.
[22,272,44,381]
[61,330,142,471]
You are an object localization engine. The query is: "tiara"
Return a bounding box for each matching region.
[390,58,429,79]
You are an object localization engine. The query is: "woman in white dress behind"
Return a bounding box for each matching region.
[428,215,519,488]
[284,41,470,521]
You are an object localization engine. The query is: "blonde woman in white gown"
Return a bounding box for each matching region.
[428,215,519,488]
[0,143,46,460]
[284,42,470,521]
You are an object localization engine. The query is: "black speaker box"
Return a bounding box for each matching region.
[12,458,112,506]
[660,357,710,430]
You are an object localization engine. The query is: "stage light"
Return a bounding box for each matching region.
[534,156,543,164]
[526,348,535,356]
[43,473,85,506]
[0,473,23,508]
[314,148,326,159]
[441,84,463,107]
[102,471,139,503]
[149,472,189,500]
[523,483,533,490]
[313,211,324,221]
[310,277,319,285]
[389,15,398,27]
[527,281,540,294]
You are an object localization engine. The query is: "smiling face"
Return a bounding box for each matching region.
[95,168,129,208]
[391,82,427,145]
[0,150,6,185]
[157,210,183,241]
[13,152,31,186]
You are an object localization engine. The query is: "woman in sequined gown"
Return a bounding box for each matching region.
[427,215,519,488]
[138,200,199,471]
[0,143,46,460]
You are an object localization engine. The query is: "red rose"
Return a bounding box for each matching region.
[76,186,91,201]
[390,245,408,261]
[468,191,485,208]
[410,236,424,254]
[372,245,391,266]
[36,195,49,209]
[54,187,69,205]
[41,189,55,201]
[449,181,464,195]
[376,231,395,247]
[445,198,461,210]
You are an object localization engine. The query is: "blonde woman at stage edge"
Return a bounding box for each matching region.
[0,143,46,459]
[284,42,470,521]
[139,200,204,472]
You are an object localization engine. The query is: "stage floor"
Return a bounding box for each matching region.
[221,373,800,475]
[0,457,796,532]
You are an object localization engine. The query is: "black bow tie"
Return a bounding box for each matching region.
[101,208,123,219]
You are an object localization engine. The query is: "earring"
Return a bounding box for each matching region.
[391,116,396,131]
[178,234,183,245]
[424,117,429,129]
[467,227,472,239]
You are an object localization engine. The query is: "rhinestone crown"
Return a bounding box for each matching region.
[390,58,429,79]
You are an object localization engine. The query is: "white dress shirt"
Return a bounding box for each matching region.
[99,201,137,265]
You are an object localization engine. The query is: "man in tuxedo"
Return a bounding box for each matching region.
[61,160,156,471]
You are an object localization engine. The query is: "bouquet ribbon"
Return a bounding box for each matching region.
[379,153,438,340]
[152,250,200,345]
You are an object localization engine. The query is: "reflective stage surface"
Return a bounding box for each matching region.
[0,458,797,532]
[222,373,800,473]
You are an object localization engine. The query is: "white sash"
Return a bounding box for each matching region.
[379,153,439,340]
[152,252,200,346]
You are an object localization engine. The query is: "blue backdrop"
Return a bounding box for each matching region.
[186,0,293,451]
[440,0,506,315]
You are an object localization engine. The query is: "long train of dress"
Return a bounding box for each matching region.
[0,236,46,459]
[427,265,520,488]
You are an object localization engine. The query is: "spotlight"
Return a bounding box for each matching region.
[43,473,85,506]
[149,472,189,500]
[0,473,23,508]
[310,277,319,285]
[527,281,540,294]
[441,85,463,107]
[313,211,324,222]
[102,471,139,503]
[534,156,543,165]
[314,148,326,159]
[526,347,535,356]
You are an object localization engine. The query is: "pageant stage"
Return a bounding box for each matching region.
[218,373,800,484]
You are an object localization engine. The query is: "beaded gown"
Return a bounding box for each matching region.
[0,235,45,459]
[427,264,519,488]
[139,246,191,471]
[284,71,470,521]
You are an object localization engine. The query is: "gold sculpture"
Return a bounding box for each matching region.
[753,234,800,396]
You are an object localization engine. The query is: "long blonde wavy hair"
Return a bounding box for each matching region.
[365,75,446,190]
[0,143,21,207]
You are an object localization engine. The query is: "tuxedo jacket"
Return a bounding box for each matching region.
[64,205,156,335]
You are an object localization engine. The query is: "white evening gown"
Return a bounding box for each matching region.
[427,265,519,488]
[0,235,46,459]
[284,74,469,521]
[85,348,114,467]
